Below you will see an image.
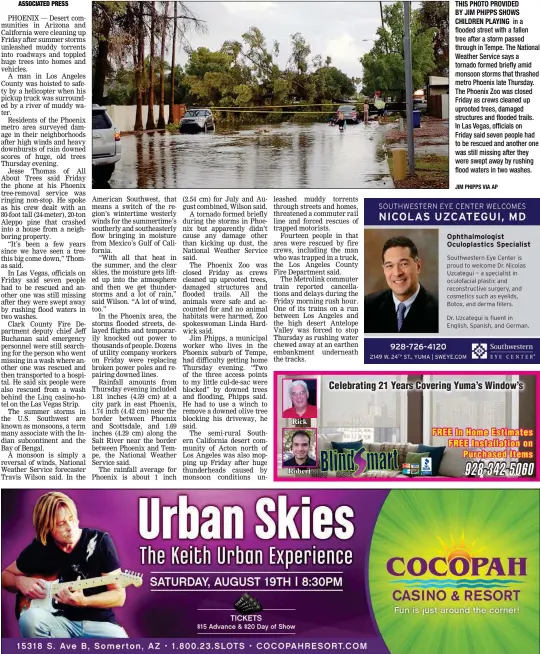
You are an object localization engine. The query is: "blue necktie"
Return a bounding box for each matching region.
[397,303,406,332]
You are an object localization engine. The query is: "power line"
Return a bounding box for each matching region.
[190,103,343,109]
[200,109,339,114]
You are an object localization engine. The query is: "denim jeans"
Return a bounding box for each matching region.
[19,608,128,638]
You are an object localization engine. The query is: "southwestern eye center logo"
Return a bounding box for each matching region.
[472,343,488,359]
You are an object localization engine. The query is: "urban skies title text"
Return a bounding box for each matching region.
[138,495,355,570]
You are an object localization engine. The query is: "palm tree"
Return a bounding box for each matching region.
[92,1,207,130]
[157,2,169,128]
[134,1,145,130]
[92,3,113,105]
[146,1,157,129]
[92,2,131,104]
[167,3,207,123]
[167,1,178,123]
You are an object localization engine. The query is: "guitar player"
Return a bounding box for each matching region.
[1,492,129,638]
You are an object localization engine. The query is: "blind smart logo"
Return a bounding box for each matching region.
[319,446,402,477]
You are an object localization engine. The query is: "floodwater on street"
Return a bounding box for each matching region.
[105,121,394,189]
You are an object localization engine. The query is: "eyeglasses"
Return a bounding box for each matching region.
[291,391,307,397]
[383,259,418,271]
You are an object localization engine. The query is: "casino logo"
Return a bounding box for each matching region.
[386,532,526,602]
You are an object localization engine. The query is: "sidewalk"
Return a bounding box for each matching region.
[384,117,449,189]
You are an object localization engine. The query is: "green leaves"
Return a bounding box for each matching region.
[360,1,441,98]
[95,11,358,123]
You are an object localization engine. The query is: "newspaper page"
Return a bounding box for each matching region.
[0,1,539,653]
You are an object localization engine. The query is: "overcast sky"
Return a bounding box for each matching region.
[176,1,397,80]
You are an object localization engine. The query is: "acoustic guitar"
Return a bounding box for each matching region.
[16,569,143,618]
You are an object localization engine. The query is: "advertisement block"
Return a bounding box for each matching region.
[364,199,540,363]
[275,372,539,481]
[1,490,538,654]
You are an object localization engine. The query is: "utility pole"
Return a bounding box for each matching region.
[403,1,415,175]
[380,1,389,54]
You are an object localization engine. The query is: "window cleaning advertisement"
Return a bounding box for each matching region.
[1,490,538,654]
[363,199,540,364]
[275,372,538,481]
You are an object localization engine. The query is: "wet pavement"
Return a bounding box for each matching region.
[104,121,394,189]
[387,135,449,157]
[385,119,449,158]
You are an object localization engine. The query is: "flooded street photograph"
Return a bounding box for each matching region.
[108,121,393,189]
[92,2,449,189]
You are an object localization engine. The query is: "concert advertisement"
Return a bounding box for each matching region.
[1,489,538,653]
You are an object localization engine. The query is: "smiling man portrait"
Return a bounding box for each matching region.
[282,380,318,419]
[364,236,439,333]
[283,430,317,467]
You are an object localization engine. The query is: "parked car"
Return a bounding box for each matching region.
[335,105,359,124]
[179,108,215,133]
[92,105,121,183]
